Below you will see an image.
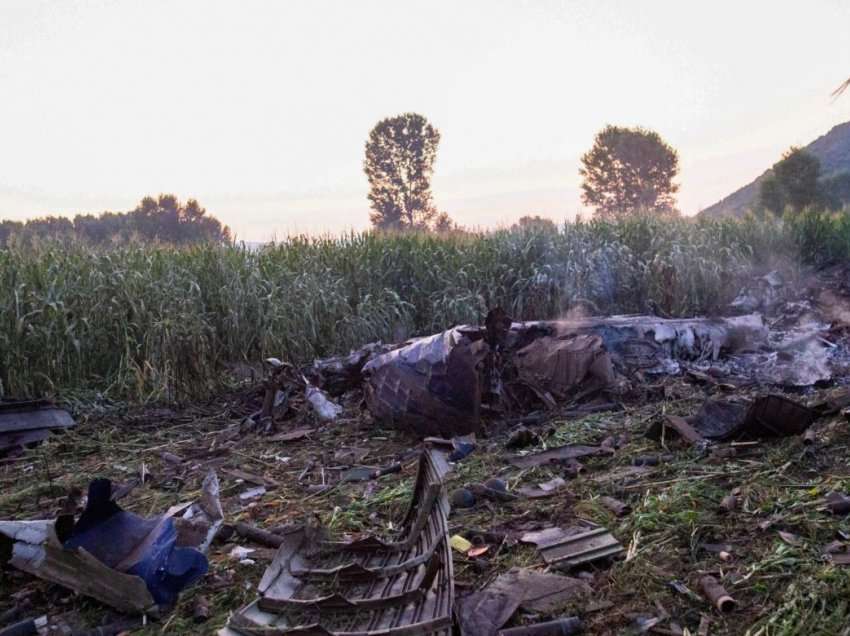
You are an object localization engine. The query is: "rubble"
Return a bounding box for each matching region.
[340,462,402,483]
[295,309,787,438]
[11,264,850,633]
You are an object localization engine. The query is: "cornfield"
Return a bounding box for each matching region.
[1,210,847,402]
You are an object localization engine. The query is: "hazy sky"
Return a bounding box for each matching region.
[1,0,849,240]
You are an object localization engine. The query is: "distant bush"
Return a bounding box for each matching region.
[0,194,231,248]
[0,212,846,401]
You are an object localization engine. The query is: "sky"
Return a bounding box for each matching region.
[1,0,849,241]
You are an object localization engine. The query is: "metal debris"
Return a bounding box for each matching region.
[305,383,343,421]
[0,474,219,613]
[340,462,402,483]
[0,400,75,455]
[234,523,287,549]
[632,454,673,466]
[0,520,155,614]
[497,617,583,636]
[457,568,590,636]
[668,394,815,441]
[645,415,705,445]
[450,487,476,509]
[221,448,454,636]
[509,444,604,469]
[826,491,850,515]
[506,426,540,449]
[363,328,488,437]
[719,491,739,513]
[535,526,624,569]
[513,334,614,405]
[699,575,736,613]
[518,477,568,499]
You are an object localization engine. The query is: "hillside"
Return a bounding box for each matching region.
[701,120,850,217]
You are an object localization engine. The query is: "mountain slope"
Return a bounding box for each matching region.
[701,120,850,217]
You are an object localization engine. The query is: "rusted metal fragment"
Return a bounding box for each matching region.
[363,329,488,437]
[519,527,573,548]
[699,575,736,612]
[536,526,624,569]
[645,415,705,445]
[682,395,814,441]
[508,444,603,469]
[457,567,590,636]
[518,477,568,499]
[744,395,815,437]
[826,491,850,515]
[0,520,155,614]
[221,449,454,636]
[234,523,287,549]
[684,399,749,440]
[497,617,583,636]
[513,334,614,404]
[810,387,850,418]
[499,616,584,636]
[719,492,739,513]
[0,400,75,454]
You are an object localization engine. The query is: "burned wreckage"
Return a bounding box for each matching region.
[4,287,847,634]
[294,309,798,439]
[211,306,834,635]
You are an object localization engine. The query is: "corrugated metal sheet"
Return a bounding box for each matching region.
[222,449,453,636]
[538,527,624,569]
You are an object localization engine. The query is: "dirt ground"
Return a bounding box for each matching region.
[2,370,850,635]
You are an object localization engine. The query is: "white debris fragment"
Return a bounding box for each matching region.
[239,486,267,502]
[229,546,255,560]
[305,384,343,421]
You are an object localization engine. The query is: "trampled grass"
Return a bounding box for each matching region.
[1,210,848,402]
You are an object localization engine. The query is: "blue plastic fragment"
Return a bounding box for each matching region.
[64,479,208,607]
[449,440,475,462]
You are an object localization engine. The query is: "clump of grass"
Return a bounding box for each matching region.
[2,212,848,401]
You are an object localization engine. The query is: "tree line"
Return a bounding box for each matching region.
[0,194,231,247]
[364,113,682,231]
[6,101,849,246]
[365,113,850,231]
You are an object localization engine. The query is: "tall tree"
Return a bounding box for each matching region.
[758,147,822,214]
[579,125,680,218]
[364,113,441,230]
